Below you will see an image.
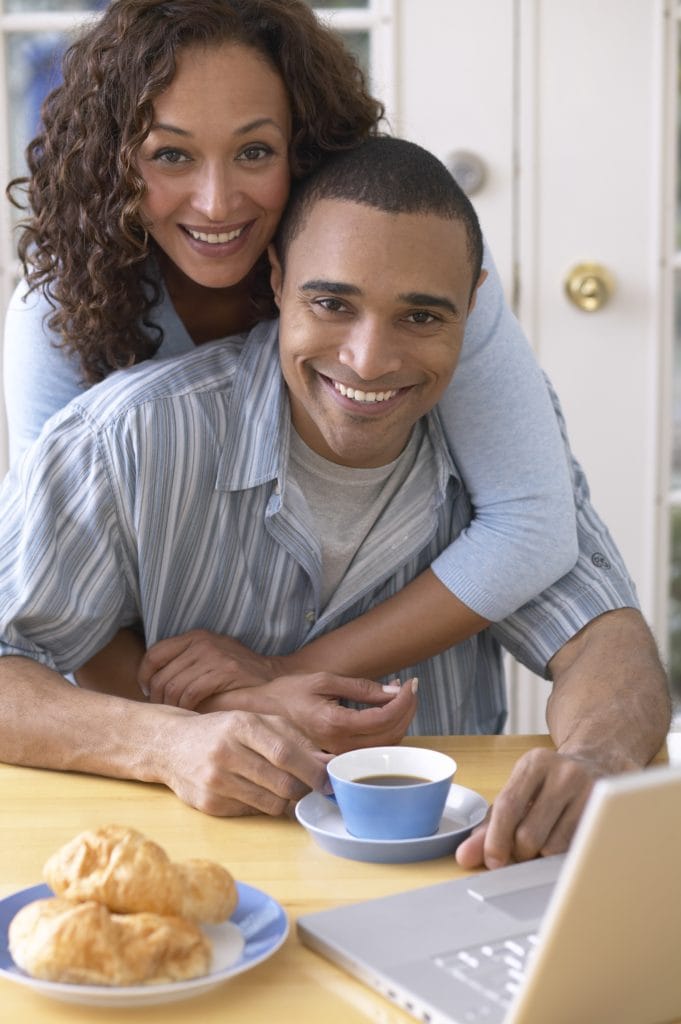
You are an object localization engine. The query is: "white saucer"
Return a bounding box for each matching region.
[0,881,287,1007]
[295,784,488,864]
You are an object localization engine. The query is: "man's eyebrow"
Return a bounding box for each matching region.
[300,280,362,296]
[298,282,461,316]
[399,292,461,317]
[149,117,283,138]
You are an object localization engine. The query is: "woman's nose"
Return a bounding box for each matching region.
[191,164,238,222]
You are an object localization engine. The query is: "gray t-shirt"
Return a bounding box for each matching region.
[289,424,425,609]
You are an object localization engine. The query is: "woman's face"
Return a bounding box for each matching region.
[136,42,291,290]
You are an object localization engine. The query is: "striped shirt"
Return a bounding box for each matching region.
[0,320,638,735]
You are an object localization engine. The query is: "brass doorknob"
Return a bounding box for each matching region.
[564,263,616,312]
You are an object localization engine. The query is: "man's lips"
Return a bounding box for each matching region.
[319,373,409,407]
[333,379,400,404]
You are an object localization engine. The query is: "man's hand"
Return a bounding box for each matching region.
[156,707,331,817]
[139,631,279,705]
[198,673,419,753]
[455,748,601,870]
[457,609,671,871]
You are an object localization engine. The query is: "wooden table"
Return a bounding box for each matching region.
[0,734,672,1023]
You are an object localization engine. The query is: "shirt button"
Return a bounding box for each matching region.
[304,610,315,623]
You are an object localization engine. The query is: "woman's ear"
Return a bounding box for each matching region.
[268,243,283,309]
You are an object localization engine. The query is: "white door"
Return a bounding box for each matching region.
[393,0,669,727]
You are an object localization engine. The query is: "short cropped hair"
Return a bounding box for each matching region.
[274,137,483,292]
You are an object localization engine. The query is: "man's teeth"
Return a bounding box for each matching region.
[334,381,399,403]
[187,226,245,244]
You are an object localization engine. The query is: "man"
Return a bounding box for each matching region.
[0,139,669,870]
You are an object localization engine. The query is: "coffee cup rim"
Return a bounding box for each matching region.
[327,745,456,786]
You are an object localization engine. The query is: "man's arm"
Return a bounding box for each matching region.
[546,607,670,770]
[74,628,147,700]
[0,655,329,817]
[455,609,671,869]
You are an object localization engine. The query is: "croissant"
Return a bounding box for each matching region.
[8,897,211,986]
[43,825,237,923]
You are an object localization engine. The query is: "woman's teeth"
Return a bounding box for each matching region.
[186,226,245,244]
[334,381,399,403]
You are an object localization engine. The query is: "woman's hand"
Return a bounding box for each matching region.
[199,672,420,753]
[139,630,280,707]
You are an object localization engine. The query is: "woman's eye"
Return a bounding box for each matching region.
[238,143,274,162]
[152,148,190,166]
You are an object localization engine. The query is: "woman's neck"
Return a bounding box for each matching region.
[159,253,260,345]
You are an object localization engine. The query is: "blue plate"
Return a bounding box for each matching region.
[296,783,488,864]
[0,881,287,1007]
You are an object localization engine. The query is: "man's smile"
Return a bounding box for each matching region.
[332,379,401,404]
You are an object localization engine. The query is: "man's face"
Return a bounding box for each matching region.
[269,199,486,469]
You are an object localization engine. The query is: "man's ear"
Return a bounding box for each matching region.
[467,268,488,315]
[268,243,283,309]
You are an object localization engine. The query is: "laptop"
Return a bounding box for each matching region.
[298,764,681,1024]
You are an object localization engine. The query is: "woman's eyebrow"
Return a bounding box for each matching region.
[148,117,284,138]
[148,122,191,137]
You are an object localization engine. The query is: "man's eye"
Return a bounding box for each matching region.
[315,298,346,313]
[406,311,437,324]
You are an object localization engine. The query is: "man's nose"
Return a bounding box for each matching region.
[337,320,402,382]
[191,163,238,222]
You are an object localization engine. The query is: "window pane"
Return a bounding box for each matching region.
[340,31,369,74]
[306,1,368,8]
[3,1,102,10]
[678,31,681,247]
[6,31,69,183]
[669,506,681,699]
[672,269,681,490]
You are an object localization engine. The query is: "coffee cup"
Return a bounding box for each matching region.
[327,745,457,840]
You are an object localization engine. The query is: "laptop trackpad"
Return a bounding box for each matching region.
[479,882,555,921]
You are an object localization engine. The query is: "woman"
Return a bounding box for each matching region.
[3,0,576,698]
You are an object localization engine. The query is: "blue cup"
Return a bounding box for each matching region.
[327,746,457,840]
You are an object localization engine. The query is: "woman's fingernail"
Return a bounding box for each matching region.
[381,683,401,694]
[410,676,419,694]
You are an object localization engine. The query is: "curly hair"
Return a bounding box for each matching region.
[6,0,384,383]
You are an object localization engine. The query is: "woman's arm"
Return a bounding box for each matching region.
[3,280,86,463]
[428,242,577,620]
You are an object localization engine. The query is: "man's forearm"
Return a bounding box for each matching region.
[0,655,172,783]
[546,608,671,770]
[74,629,147,700]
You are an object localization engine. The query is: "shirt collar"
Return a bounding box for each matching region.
[215,319,288,491]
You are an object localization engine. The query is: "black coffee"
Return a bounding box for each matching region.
[353,774,430,786]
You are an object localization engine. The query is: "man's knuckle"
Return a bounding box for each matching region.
[267,737,292,766]
[514,822,540,859]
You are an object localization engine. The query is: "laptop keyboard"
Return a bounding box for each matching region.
[433,932,539,1021]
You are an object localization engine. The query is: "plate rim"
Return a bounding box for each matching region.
[0,879,288,1005]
